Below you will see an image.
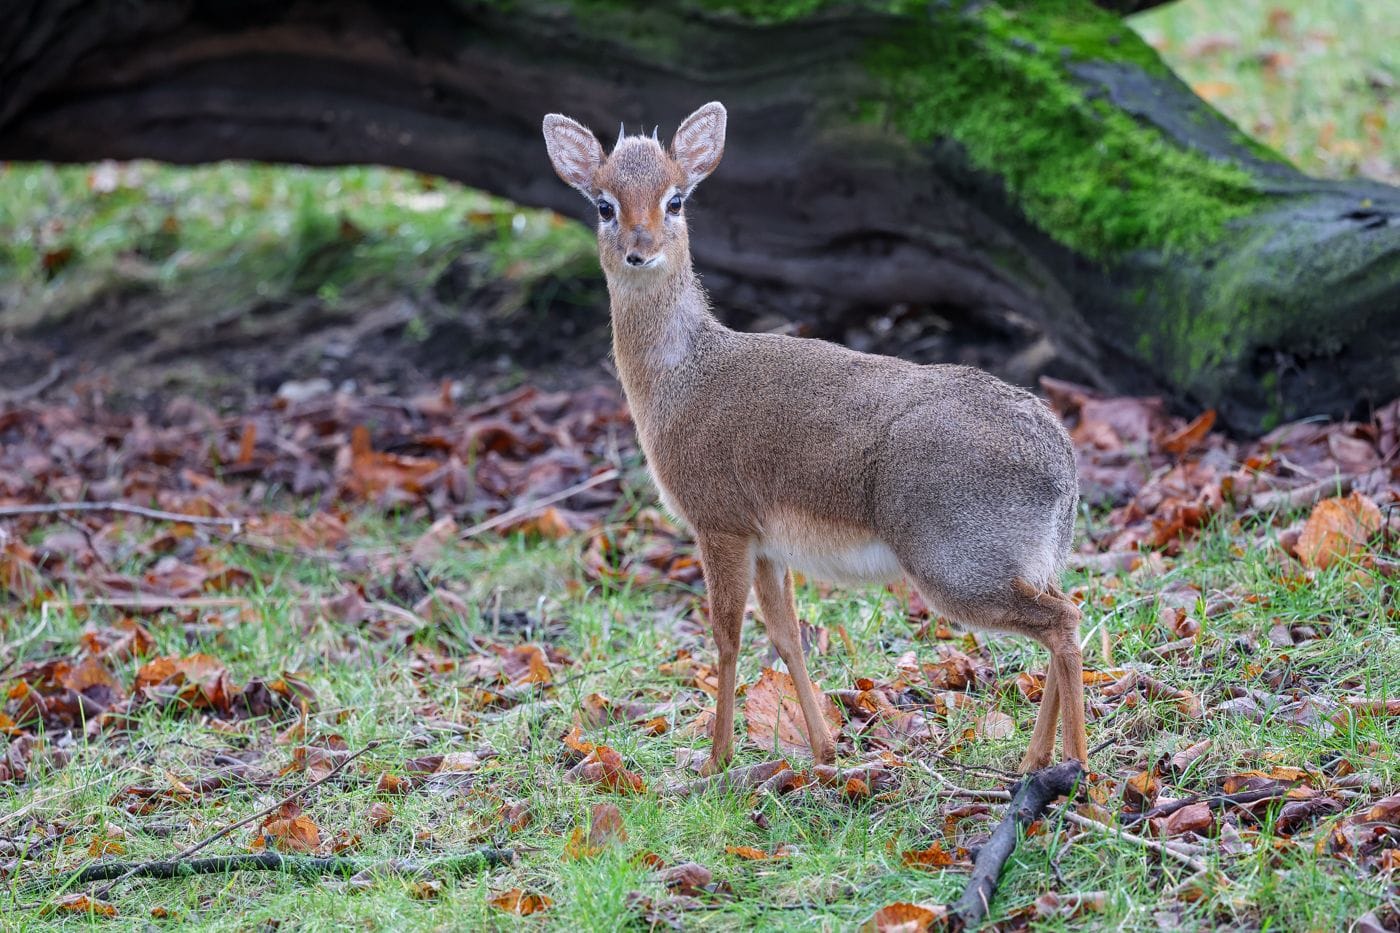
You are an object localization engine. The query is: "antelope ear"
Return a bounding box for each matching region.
[542,113,605,197]
[671,101,726,190]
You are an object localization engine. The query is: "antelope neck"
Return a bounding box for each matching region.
[606,261,718,409]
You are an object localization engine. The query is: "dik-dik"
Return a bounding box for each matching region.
[543,102,1086,774]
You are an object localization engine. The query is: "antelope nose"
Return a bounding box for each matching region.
[626,253,646,266]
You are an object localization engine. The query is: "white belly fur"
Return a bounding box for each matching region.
[757,510,903,586]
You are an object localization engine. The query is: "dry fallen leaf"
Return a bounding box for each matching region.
[743,668,842,757]
[1296,492,1382,569]
[489,888,553,915]
[862,901,948,932]
[1162,801,1214,837]
[901,841,955,870]
[51,893,118,918]
[565,802,628,859]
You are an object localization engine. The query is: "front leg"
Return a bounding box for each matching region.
[696,532,754,776]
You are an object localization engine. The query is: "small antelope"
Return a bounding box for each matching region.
[542,102,1086,774]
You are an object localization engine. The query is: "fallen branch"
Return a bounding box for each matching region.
[949,760,1083,929]
[1124,787,1291,825]
[28,850,513,894]
[0,501,242,529]
[88,740,381,899]
[457,469,620,540]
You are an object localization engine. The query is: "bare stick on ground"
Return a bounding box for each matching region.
[86,740,382,900]
[29,851,513,894]
[950,760,1084,930]
[0,501,242,529]
[457,468,620,541]
[662,760,789,798]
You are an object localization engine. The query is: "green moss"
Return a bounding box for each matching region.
[861,0,1267,259]
[576,0,1277,259]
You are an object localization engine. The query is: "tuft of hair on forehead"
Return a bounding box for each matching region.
[605,135,673,176]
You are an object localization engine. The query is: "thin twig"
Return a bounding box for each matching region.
[27,850,512,895]
[1060,809,1208,873]
[88,740,381,899]
[0,362,65,404]
[1124,787,1290,825]
[917,760,1014,803]
[457,469,620,540]
[662,760,789,798]
[0,501,242,529]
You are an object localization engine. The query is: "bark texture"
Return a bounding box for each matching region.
[2,0,1396,433]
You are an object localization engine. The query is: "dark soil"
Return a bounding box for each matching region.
[0,254,1080,410]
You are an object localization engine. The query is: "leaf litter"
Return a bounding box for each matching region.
[1,374,1398,926]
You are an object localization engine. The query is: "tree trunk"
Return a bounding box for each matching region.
[2,0,1396,434]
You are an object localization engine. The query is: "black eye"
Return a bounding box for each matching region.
[597,201,615,222]
[666,194,684,215]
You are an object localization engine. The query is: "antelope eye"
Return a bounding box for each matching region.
[597,201,615,222]
[666,194,684,215]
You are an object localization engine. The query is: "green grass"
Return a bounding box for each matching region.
[1135,0,1398,186]
[2,505,1395,930]
[0,161,594,331]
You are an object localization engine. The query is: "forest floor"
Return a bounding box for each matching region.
[2,0,1399,930]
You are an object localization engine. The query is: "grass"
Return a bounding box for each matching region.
[2,501,1396,929]
[1133,0,1398,185]
[0,161,593,332]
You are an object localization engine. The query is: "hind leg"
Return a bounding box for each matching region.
[1019,661,1060,772]
[911,576,1086,769]
[1011,580,1087,765]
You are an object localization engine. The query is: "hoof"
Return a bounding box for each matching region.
[699,752,731,777]
[1018,749,1053,773]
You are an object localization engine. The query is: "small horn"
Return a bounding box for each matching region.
[616,122,626,148]
[652,125,659,141]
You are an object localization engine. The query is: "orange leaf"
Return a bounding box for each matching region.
[489,888,553,915]
[1296,492,1381,569]
[901,841,955,869]
[862,901,948,932]
[1161,409,1216,456]
[52,893,117,918]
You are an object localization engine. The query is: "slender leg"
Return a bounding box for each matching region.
[1018,661,1060,773]
[1053,633,1088,762]
[753,556,835,765]
[1005,580,1089,767]
[696,533,754,776]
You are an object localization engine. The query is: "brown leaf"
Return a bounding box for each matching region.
[565,802,628,859]
[901,841,955,870]
[259,803,321,853]
[975,709,1014,740]
[743,668,842,757]
[1162,802,1214,837]
[862,902,948,932]
[489,888,553,915]
[1365,794,1400,824]
[568,745,646,795]
[654,861,712,896]
[376,772,409,795]
[51,893,117,918]
[1161,409,1216,456]
[1296,492,1382,569]
[726,844,788,861]
[368,801,394,831]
